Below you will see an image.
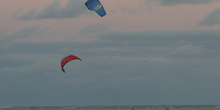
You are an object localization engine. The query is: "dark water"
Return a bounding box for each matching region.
[1,105,220,110]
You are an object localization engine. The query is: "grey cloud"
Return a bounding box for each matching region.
[16,0,86,20]
[98,30,219,49]
[0,27,42,49]
[199,9,220,26]
[1,30,220,105]
[121,6,138,14]
[79,23,112,34]
[3,30,219,72]
[5,30,215,62]
[145,0,217,6]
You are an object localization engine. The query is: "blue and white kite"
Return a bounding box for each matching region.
[85,0,106,17]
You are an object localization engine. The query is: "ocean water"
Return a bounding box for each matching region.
[1,105,220,110]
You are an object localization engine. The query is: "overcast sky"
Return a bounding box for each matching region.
[1,0,220,106]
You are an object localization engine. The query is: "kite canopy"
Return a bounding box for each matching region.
[85,0,106,17]
[61,55,82,73]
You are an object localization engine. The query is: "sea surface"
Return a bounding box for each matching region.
[1,105,220,110]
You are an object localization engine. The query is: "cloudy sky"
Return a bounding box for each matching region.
[1,0,220,106]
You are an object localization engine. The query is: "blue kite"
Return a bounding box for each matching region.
[85,0,106,17]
